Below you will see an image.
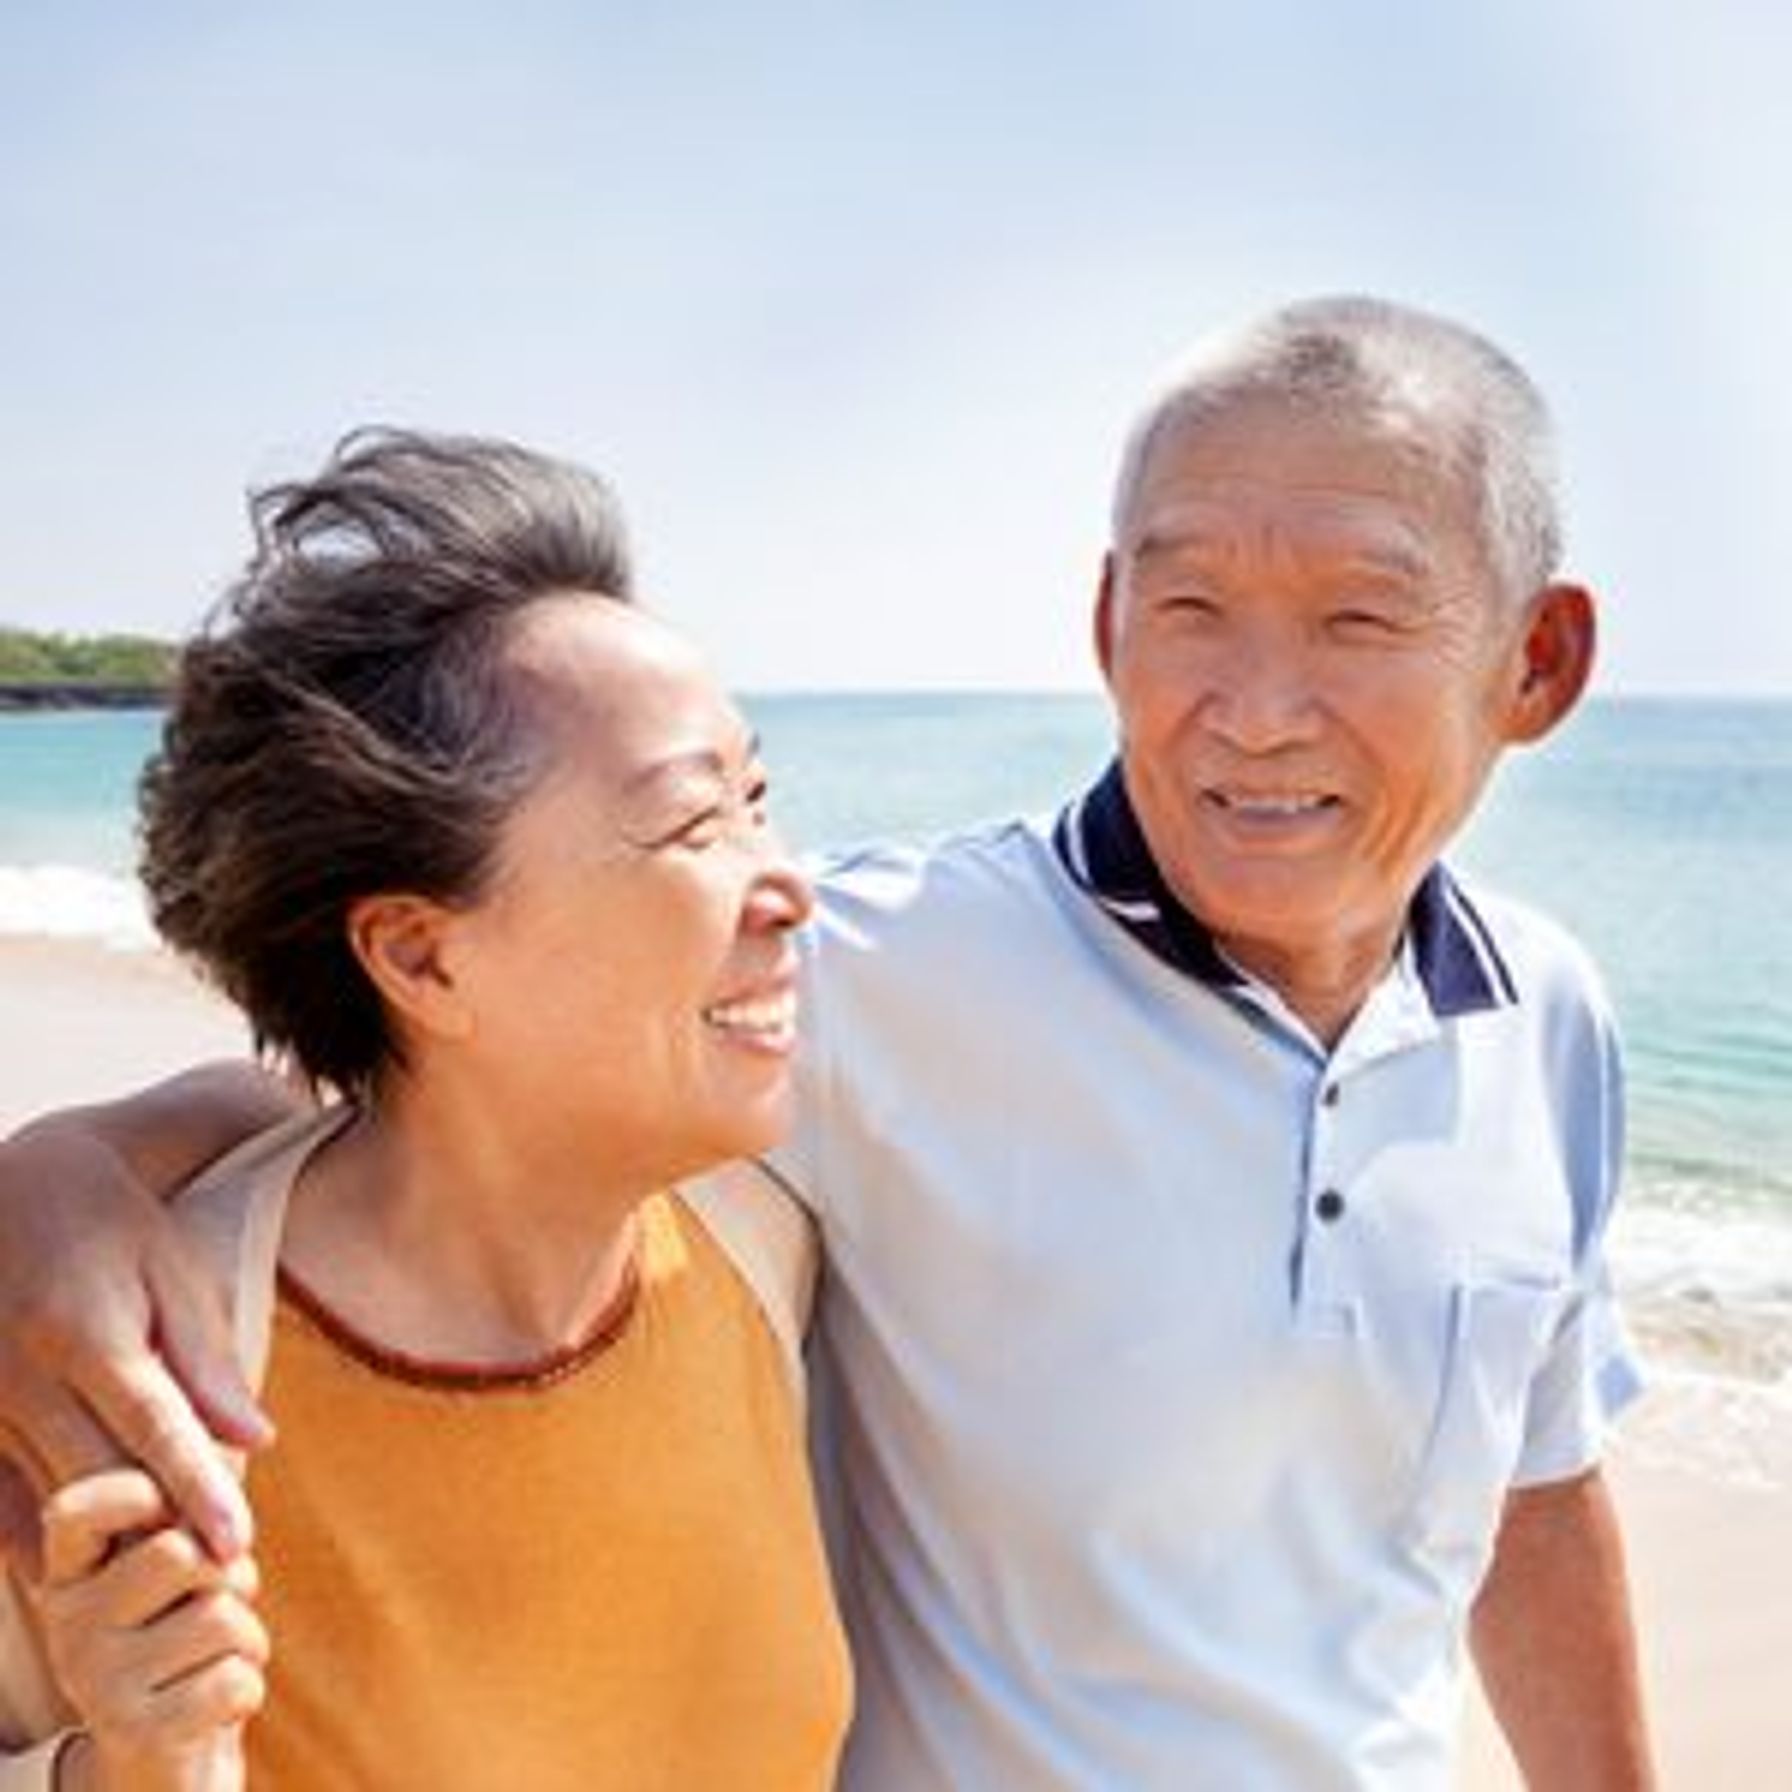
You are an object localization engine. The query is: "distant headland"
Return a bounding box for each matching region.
[0,628,174,711]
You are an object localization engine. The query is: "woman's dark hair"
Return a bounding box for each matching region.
[139,426,633,1097]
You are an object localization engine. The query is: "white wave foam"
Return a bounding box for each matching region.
[1615,1369,1792,1491]
[1614,1201,1792,1312]
[1611,1201,1792,1389]
[0,864,156,950]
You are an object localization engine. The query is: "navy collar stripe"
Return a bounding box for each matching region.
[1053,761,1515,1019]
[1440,874,1520,1007]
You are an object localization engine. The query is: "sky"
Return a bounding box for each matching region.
[1,1,1788,693]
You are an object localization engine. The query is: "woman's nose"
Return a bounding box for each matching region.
[750,837,814,931]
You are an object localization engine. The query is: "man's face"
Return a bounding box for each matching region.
[1097,394,1551,1009]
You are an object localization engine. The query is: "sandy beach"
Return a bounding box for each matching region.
[1458,1440,1792,1788]
[0,935,249,1133]
[3,935,1788,1787]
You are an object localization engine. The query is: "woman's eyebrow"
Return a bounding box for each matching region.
[621,731,761,800]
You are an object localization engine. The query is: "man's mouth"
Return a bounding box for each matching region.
[1205,789,1340,819]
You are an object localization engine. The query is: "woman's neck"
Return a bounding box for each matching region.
[282,1080,647,1367]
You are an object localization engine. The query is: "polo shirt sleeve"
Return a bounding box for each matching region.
[761,915,831,1220]
[1509,950,1645,1487]
[1511,1257,1645,1487]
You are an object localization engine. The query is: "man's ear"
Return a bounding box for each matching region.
[345,893,474,1043]
[1094,552,1120,684]
[1506,582,1597,744]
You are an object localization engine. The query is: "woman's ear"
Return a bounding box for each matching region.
[344,894,475,1043]
[1506,582,1597,744]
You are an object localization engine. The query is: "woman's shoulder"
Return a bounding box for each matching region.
[668,1162,815,1409]
[170,1105,357,1391]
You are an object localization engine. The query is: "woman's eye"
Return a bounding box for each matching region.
[675,807,727,846]
[644,765,771,851]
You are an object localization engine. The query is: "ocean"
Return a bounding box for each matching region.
[3,695,1790,1404]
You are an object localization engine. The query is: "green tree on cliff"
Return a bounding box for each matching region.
[0,628,175,686]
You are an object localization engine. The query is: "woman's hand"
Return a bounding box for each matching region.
[34,1470,267,1792]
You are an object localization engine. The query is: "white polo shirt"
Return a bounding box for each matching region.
[773,786,1641,1791]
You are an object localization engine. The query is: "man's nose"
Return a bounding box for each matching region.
[1202,632,1323,752]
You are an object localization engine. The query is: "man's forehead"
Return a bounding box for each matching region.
[1122,397,1477,554]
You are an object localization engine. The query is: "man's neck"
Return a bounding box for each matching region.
[1209,926,1400,1050]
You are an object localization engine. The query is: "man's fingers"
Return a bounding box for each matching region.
[0,1416,55,1580]
[0,1455,44,1577]
[0,1149,264,1557]
[76,1351,254,1563]
[41,1468,171,1585]
[4,1326,253,1564]
[0,1346,128,1482]
[146,1239,273,1452]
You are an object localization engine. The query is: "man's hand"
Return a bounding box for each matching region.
[1472,1466,1656,1790]
[35,1470,265,1792]
[0,1068,299,1563]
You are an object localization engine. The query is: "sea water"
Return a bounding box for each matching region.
[3,697,1789,1394]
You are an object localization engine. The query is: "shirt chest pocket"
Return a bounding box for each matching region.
[1406,1278,1568,1581]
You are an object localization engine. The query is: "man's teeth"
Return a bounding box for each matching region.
[703,993,796,1034]
[1216,793,1332,816]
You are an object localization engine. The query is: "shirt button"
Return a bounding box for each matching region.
[1321,1083,1341,1108]
[1315,1188,1346,1223]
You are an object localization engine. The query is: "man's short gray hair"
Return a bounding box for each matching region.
[1111,295,1563,600]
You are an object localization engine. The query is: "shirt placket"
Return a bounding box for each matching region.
[1293,1065,1360,1333]
[1290,968,1439,1334]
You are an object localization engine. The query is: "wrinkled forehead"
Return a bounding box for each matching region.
[1116,387,1487,556]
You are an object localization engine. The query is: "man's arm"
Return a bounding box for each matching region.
[0,1065,302,1562]
[1471,1466,1656,1790]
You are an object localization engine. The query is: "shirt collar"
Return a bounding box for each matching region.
[1052,760,1516,1020]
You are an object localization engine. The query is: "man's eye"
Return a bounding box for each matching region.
[1328,607,1400,637]
[1162,592,1222,619]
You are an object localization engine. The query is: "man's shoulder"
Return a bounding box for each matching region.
[810,816,1055,931]
[1449,872,1615,1029]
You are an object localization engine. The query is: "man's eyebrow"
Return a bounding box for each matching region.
[1129,526,1230,565]
[1336,540,1434,581]
[1130,527,1434,583]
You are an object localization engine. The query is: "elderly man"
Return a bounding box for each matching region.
[0,296,1653,1788]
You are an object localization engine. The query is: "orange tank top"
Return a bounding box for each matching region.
[243,1192,850,1790]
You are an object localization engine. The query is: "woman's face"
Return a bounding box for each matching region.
[443,598,811,1186]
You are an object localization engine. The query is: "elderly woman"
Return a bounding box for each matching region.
[0,431,850,1789]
